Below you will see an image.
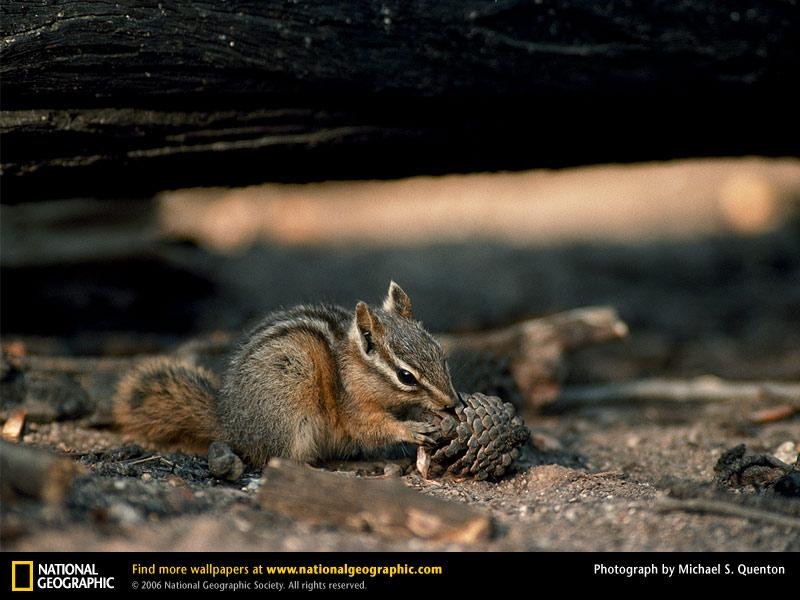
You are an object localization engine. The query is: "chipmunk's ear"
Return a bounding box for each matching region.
[354,301,383,353]
[383,280,412,319]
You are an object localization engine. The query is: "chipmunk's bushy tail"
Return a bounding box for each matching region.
[113,358,221,453]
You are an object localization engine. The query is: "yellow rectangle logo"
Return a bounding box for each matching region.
[11,561,33,592]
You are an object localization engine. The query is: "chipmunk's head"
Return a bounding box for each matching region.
[347,281,459,412]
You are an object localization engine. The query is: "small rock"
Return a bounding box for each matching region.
[242,477,261,492]
[107,502,143,526]
[530,431,563,452]
[166,475,184,487]
[625,434,641,449]
[208,440,244,481]
[773,441,798,466]
[383,463,403,478]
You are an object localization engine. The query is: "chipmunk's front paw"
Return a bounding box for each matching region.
[402,421,439,446]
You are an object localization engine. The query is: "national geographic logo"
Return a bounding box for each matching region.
[10,561,115,591]
[11,562,33,592]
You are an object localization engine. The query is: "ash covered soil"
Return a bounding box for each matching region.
[3,396,798,552]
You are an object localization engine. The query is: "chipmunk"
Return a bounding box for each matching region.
[113,281,459,466]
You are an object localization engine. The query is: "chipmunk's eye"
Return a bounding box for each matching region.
[396,369,418,386]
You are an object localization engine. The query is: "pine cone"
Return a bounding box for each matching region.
[417,392,529,481]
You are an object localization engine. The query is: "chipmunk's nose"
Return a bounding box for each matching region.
[444,389,461,409]
[433,388,459,409]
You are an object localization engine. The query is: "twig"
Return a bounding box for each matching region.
[557,376,800,407]
[123,455,161,466]
[751,405,800,424]
[2,409,27,442]
[656,497,800,530]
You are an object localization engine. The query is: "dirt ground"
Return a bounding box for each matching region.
[2,388,797,552]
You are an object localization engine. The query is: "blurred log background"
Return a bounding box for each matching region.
[2,160,799,385]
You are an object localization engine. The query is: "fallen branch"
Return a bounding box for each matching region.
[257,458,492,543]
[656,497,800,531]
[440,306,628,407]
[0,440,83,503]
[556,376,800,407]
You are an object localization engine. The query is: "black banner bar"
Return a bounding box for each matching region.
[2,552,797,595]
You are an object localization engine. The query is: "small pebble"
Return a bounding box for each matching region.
[383,463,403,478]
[773,441,798,465]
[531,431,563,452]
[208,440,244,481]
[107,502,143,526]
[241,477,261,492]
[166,475,183,487]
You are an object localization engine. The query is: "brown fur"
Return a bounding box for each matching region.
[339,347,417,448]
[113,358,220,454]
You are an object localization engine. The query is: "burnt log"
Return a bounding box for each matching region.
[1,1,798,201]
